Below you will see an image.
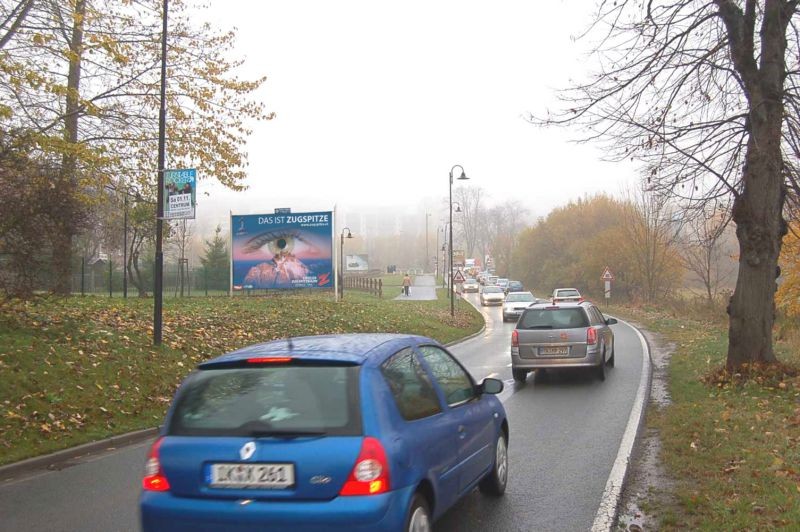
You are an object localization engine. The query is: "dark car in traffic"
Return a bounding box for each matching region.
[504,280,524,294]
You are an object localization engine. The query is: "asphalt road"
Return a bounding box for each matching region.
[437,292,645,531]
[0,291,646,532]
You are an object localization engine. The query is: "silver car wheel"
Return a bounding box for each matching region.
[408,506,431,532]
[496,434,508,488]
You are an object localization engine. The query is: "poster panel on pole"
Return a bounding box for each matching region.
[345,254,369,271]
[231,211,333,290]
[163,169,196,219]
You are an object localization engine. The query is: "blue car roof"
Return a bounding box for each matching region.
[198,333,433,368]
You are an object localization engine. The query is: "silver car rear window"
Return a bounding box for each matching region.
[519,308,589,329]
[168,365,361,436]
[556,289,580,297]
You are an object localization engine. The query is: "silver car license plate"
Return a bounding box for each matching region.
[210,463,295,489]
[539,346,569,356]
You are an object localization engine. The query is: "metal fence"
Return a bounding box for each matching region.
[68,259,229,297]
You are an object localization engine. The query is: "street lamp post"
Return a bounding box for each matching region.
[441,242,447,288]
[123,192,128,298]
[425,212,431,274]
[435,223,444,280]
[340,227,352,300]
[153,0,169,345]
[449,164,469,316]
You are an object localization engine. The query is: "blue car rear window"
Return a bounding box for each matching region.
[168,365,362,436]
[519,308,589,329]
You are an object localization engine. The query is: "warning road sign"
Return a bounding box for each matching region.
[601,267,615,281]
[453,270,465,283]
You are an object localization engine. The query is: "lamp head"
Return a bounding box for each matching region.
[455,205,462,213]
[457,170,468,181]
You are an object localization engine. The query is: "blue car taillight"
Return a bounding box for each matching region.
[142,437,170,492]
[339,437,391,496]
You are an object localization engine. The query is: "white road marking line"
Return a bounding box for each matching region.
[591,317,652,532]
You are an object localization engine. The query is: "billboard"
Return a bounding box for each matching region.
[163,169,196,219]
[346,254,369,271]
[231,211,333,290]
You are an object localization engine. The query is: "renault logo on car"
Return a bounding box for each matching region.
[239,441,256,461]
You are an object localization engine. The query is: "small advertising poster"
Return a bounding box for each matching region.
[453,249,466,267]
[346,254,369,271]
[231,211,333,290]
[164,168,196,219]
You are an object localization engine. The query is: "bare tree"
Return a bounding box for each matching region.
[534,1,798,370]
[621,183,683,303]
[452,186,486,259]
[680,202,737,305]
[168,219,192,297]
[486,200,530,278]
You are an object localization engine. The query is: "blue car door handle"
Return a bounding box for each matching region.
[458,425,466,438]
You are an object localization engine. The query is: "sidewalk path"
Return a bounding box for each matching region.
[393,274,437,301]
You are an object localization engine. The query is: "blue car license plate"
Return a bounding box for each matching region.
[210,463,295,489]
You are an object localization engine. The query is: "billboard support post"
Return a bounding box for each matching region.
[340,228,352,300]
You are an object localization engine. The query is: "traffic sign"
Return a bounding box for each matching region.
[601,266,615,281]
[453,270,465,283]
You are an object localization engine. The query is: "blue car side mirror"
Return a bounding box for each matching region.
[480,378,503,395]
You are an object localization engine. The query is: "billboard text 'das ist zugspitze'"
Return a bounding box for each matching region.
[231,212,333,290]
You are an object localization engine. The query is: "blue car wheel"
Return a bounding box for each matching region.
[405,493,432,532]
[479,432,508,496]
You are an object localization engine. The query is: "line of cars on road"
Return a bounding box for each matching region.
[473,283,618,384]
[140,283,618,531]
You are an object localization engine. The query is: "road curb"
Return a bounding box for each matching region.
[444,294,487,348]
[0,426,159,482]
[591,318,653,531]
[444,323,487,348]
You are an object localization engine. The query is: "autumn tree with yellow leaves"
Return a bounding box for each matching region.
[0,0,273,295]
[776,223,800,319]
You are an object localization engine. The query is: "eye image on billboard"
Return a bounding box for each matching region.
[231,212,333,290]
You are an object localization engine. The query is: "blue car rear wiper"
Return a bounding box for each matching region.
[524,325,553,329]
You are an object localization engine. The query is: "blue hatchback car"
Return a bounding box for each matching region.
[140,333,509,532]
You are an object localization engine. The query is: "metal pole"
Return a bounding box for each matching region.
[435,226,440,280]
[425,212,429,274]
[153,0,168,345]
[81,256,85,296]
[340,232,344,300]
[449,174,454,317]
[109,259,112,297]
[123,192,128,298]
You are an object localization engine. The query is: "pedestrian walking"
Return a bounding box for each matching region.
[402,273,412,296]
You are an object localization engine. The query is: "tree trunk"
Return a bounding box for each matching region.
[723,0,789,371]
[727,134,785,369]
[52,0,86,295]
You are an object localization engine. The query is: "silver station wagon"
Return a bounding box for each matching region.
[510,301,617,383]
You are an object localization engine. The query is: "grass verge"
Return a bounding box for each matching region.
[606,304,800,530]
[0,289,482,465]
